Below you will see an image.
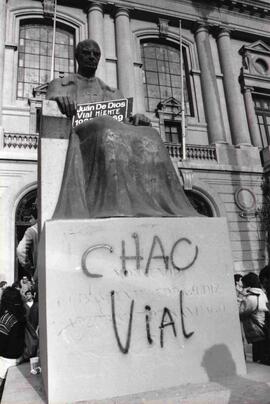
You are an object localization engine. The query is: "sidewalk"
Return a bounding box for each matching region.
[1,359,270,404]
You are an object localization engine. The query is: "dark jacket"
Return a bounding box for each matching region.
[0,312,25,359]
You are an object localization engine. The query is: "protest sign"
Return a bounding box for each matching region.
[73,98,132,127]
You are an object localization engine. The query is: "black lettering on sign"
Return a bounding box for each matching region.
[159,307,177,348]
[111,291,134,354]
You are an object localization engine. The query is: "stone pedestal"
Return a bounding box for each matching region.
[39,100,70,227]
[39,217,246,404]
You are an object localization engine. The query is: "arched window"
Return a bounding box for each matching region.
[17,20,75,99]
[141,41,193,115]
[185,190,214,217]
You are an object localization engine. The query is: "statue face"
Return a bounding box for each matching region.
[76,40,101,75]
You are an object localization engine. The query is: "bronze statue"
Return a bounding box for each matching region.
[46,39,198,219]
[47,39,149,126]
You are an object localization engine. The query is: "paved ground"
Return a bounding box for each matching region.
[1,358,270,404]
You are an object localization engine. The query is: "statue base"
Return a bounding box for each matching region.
[38,217,246,403]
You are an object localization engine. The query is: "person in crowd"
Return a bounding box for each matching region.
[0,281,7,302]
[11,281,21,291]
[234,273,246,356]
[239,272,269,364]
[0,287,26,397]
[234,274,245,304]
[19,276,32,297]
[28,287,39,333]
[23,290,34,312]
[16,203,38,279]
[259,265,270,361]
[259,265,270,301]
[23,289,34,324]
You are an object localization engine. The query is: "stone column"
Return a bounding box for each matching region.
[0,0,6,129]
[87,1,106,81]
[115,8,135,98]
[194,24,226,144]
[216,27,251,146]
[242,86,261,147]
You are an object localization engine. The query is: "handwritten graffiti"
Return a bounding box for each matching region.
[80,232,197,354]
[170,239,198,271]
[145,305,153,345]
[180,290,194,339]
[159,307,177,348]
[121,233,143,275]
[81,244,113,278]
[81,233,199,277]
[144,235,169,274]
[111,290,194,354]
[111,291,134,354]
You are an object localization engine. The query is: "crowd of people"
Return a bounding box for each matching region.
[234,266,270,365]
[0,276,38,399]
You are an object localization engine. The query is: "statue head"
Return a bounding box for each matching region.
[75,39,101,78]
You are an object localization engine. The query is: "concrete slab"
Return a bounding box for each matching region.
[1,362,46,404]
[2,361,270,404]
[38,217,246,403]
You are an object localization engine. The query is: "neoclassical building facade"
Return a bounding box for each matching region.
[1,0,270,283]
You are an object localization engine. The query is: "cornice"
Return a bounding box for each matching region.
[46,0,270,16]
[214,0,270,17]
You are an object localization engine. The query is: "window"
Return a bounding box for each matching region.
[254,95,270,148]
[164,121,181,143]
[185,190,214,217]
[17,21,75,99]
[141,41,193,115]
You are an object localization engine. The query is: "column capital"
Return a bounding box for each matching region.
[212,24,235,40]
[115,7,130,18]
[85,1,104,14]
[193,21,210,36]
[216,26,231,38]
[242,85,254,94]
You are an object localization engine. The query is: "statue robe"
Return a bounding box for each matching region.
[46,74,123,104]
[53,116,198,219]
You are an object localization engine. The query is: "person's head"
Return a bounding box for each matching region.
[75,39,101,78]
[11,281,21,290]
[21,276,29,284]
[24,290,33,302]
[0,287,26,321]
[0,281,7,289]
[234,274,242,288]
[242,272,261,289]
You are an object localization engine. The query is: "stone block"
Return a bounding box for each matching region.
[39,217,246,403]
[39,138,68,227]
[40,100,71,140]
[38,100,71,227]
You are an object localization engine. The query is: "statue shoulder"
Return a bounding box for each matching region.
[96,77,124,99]
[46,74,77,99]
